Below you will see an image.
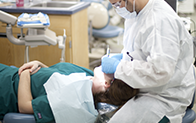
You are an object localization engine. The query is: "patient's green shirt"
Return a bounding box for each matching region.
[0,62,93,123]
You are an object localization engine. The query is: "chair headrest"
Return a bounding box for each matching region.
[88,2,109,29]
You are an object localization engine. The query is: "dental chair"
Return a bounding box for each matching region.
[1,65,196,123]
[159,92,196,123]
[0,10,66,63]
[96,94,196,123]
[182,92,196,123]
[86,2,124,68]
[2,93,195,123]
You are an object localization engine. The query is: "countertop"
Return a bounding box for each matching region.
[0,1,91,15]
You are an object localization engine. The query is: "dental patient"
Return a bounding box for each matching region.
[0,60,139,123]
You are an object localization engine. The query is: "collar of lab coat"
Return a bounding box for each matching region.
[137,0,154,19]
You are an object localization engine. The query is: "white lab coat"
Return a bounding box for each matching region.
[111,0,195,122]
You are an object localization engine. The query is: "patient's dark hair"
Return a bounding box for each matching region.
[94,79,139,109]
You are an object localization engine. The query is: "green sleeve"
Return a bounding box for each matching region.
[49,62,94,76]
[32,95,54,123]
[31,62,94,98]
[0,64,19,120]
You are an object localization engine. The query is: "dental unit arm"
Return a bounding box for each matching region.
[0,10,25,45]
[0,10,66,62]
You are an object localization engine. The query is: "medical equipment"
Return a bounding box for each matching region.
[87,2,109,52]
[86,2,124,68]
[0,10,66,63]
[0,10,17,26]
[95,103,118,123]
[106,46,110,57]
[87,2,123,51]
[88,2,109,29]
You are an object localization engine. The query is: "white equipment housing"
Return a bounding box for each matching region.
[0,10,66,62]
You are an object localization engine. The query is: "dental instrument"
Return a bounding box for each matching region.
[107,46,110,57]
[59,29,66,62]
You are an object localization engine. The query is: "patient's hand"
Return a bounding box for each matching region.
[18,60,42,75]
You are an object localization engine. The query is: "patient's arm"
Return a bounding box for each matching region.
[18,69,34,114]
[18,60,48,75]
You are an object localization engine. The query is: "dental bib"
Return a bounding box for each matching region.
[44,72,98,123]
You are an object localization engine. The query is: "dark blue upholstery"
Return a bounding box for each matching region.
[182,108,196,123]
[90,25,124,39]
[182,92,196,123]
[3,113,36,123]
[3,102,196,123]
[3,113,55,123]
[159,92,196,123]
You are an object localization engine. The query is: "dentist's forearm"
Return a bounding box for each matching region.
[18,69,34,114]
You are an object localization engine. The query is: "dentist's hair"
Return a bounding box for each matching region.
[94,79,139,108]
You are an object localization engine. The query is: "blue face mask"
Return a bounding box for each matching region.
[115,0,137,19]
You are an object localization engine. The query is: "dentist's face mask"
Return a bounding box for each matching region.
[114,0,137,19]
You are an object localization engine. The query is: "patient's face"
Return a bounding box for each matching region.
[92,66,112,95]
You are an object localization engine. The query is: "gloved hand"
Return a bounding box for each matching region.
[101,57,120,74]
[111,53,123,61]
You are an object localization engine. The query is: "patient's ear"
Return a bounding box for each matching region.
[105,81,111,89]
[104,73,114,83]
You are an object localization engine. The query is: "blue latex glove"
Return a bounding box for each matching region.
[111,53,123,61]
[101,57,120,74]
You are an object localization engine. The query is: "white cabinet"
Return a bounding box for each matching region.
[178,0,194,14]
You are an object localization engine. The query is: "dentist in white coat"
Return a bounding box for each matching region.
[101,0,195,122]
